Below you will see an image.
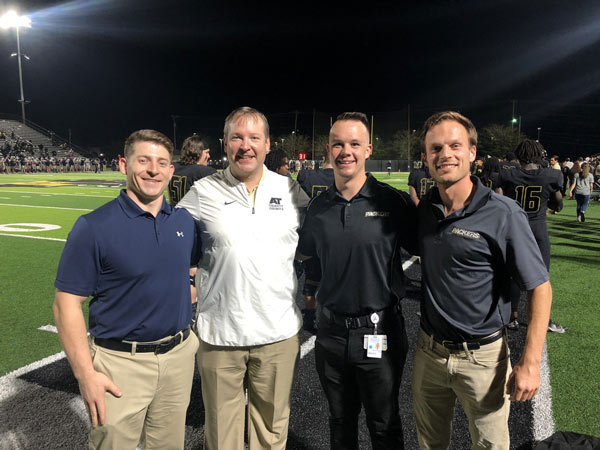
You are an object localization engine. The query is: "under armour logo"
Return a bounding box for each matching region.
[176,231,184,237]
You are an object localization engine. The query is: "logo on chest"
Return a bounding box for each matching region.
[365,211,390,217]
[451,227,480,239]
[269,197,283,211]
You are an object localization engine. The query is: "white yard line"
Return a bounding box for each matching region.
[0,203,92,211]
[0,233,66,242]
[0,190,116,198]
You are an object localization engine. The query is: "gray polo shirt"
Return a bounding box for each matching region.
[418,177,549,341]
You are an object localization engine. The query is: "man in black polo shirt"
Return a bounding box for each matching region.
[413,111,553,450]
[298,112,417,450]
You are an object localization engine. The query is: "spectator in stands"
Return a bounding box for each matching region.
[413,112,552,450]
[177,107,309,450]
[53,129,199,449]
[168,134,216,206]
[570,161,594,222]
[265,148,291,177]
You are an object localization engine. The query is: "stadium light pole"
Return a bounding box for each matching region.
[1,10,32,124]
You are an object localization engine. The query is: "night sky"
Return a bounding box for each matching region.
[1,0,600,158]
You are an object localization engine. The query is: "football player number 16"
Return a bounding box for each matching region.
[515,185,542,213]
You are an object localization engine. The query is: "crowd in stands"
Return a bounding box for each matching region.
[0,130,115,174]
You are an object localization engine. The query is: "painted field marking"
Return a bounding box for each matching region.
[532,343,555,440]
[0,233,66,242]
[0,190,116,198]
[0,203,92,211]
[38,325,58,334]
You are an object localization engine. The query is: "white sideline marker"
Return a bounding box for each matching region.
[532,343,555,440]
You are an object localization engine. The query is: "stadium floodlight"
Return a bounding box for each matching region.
[1,9,32,124]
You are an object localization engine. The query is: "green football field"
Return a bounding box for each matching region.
[0,170,598,437]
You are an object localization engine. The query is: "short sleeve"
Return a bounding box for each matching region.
[504,208,549,290]
[55,216,100,297]
[176,184,201,220]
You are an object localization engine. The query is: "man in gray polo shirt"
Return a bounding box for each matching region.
[412,111,553,450]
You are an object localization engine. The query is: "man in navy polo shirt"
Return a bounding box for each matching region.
[53,129,199,449]
[412,111,553,450]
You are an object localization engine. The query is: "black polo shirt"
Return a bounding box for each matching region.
[418,177,549,341]
[298,173,418,316]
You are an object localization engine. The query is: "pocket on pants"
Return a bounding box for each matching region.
[471,339,509,368]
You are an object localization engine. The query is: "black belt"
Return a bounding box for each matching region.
[94,327,190,354]
[426,328,504,351]
[321,304,399,329]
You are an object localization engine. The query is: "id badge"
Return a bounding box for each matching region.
[366,335,383,358]
[364,335,388,351]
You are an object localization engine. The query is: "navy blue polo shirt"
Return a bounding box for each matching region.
[55,190,197,341]
[298,173,418,316]
[418,177,549,341]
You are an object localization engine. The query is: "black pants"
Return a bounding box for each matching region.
[315,308,408,450]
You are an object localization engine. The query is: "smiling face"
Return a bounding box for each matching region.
[423,120,476,188]
[224,116,270,185]
[119,141,174,211]
[327,120,372,183]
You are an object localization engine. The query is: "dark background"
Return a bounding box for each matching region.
[1,0,600,158]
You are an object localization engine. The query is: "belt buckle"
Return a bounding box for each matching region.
[345,317,353,329]
[154,337,176,355]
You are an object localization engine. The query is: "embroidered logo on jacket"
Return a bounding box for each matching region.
[269,197,283,210]
[365,211,390,217]
[451,227,480,239]
[176,231,184,237]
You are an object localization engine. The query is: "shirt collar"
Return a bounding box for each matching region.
[118,189,172,218]
[328,172,377,202]
[223,164,267,189]
[430,176,491,218]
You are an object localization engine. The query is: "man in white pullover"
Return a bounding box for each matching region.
[177,106,310,450]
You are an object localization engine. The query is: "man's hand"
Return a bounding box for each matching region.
[506,360,540,402]
[78,370,122,427]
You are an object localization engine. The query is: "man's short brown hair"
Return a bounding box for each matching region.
[124,129,174,159]
[223,107,269,140]
[333,112,370,135]
[420,111,478,149]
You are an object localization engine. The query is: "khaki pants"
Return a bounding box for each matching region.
[89,332,199,450]
[412,328,511,450]
[198,334,300,450]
